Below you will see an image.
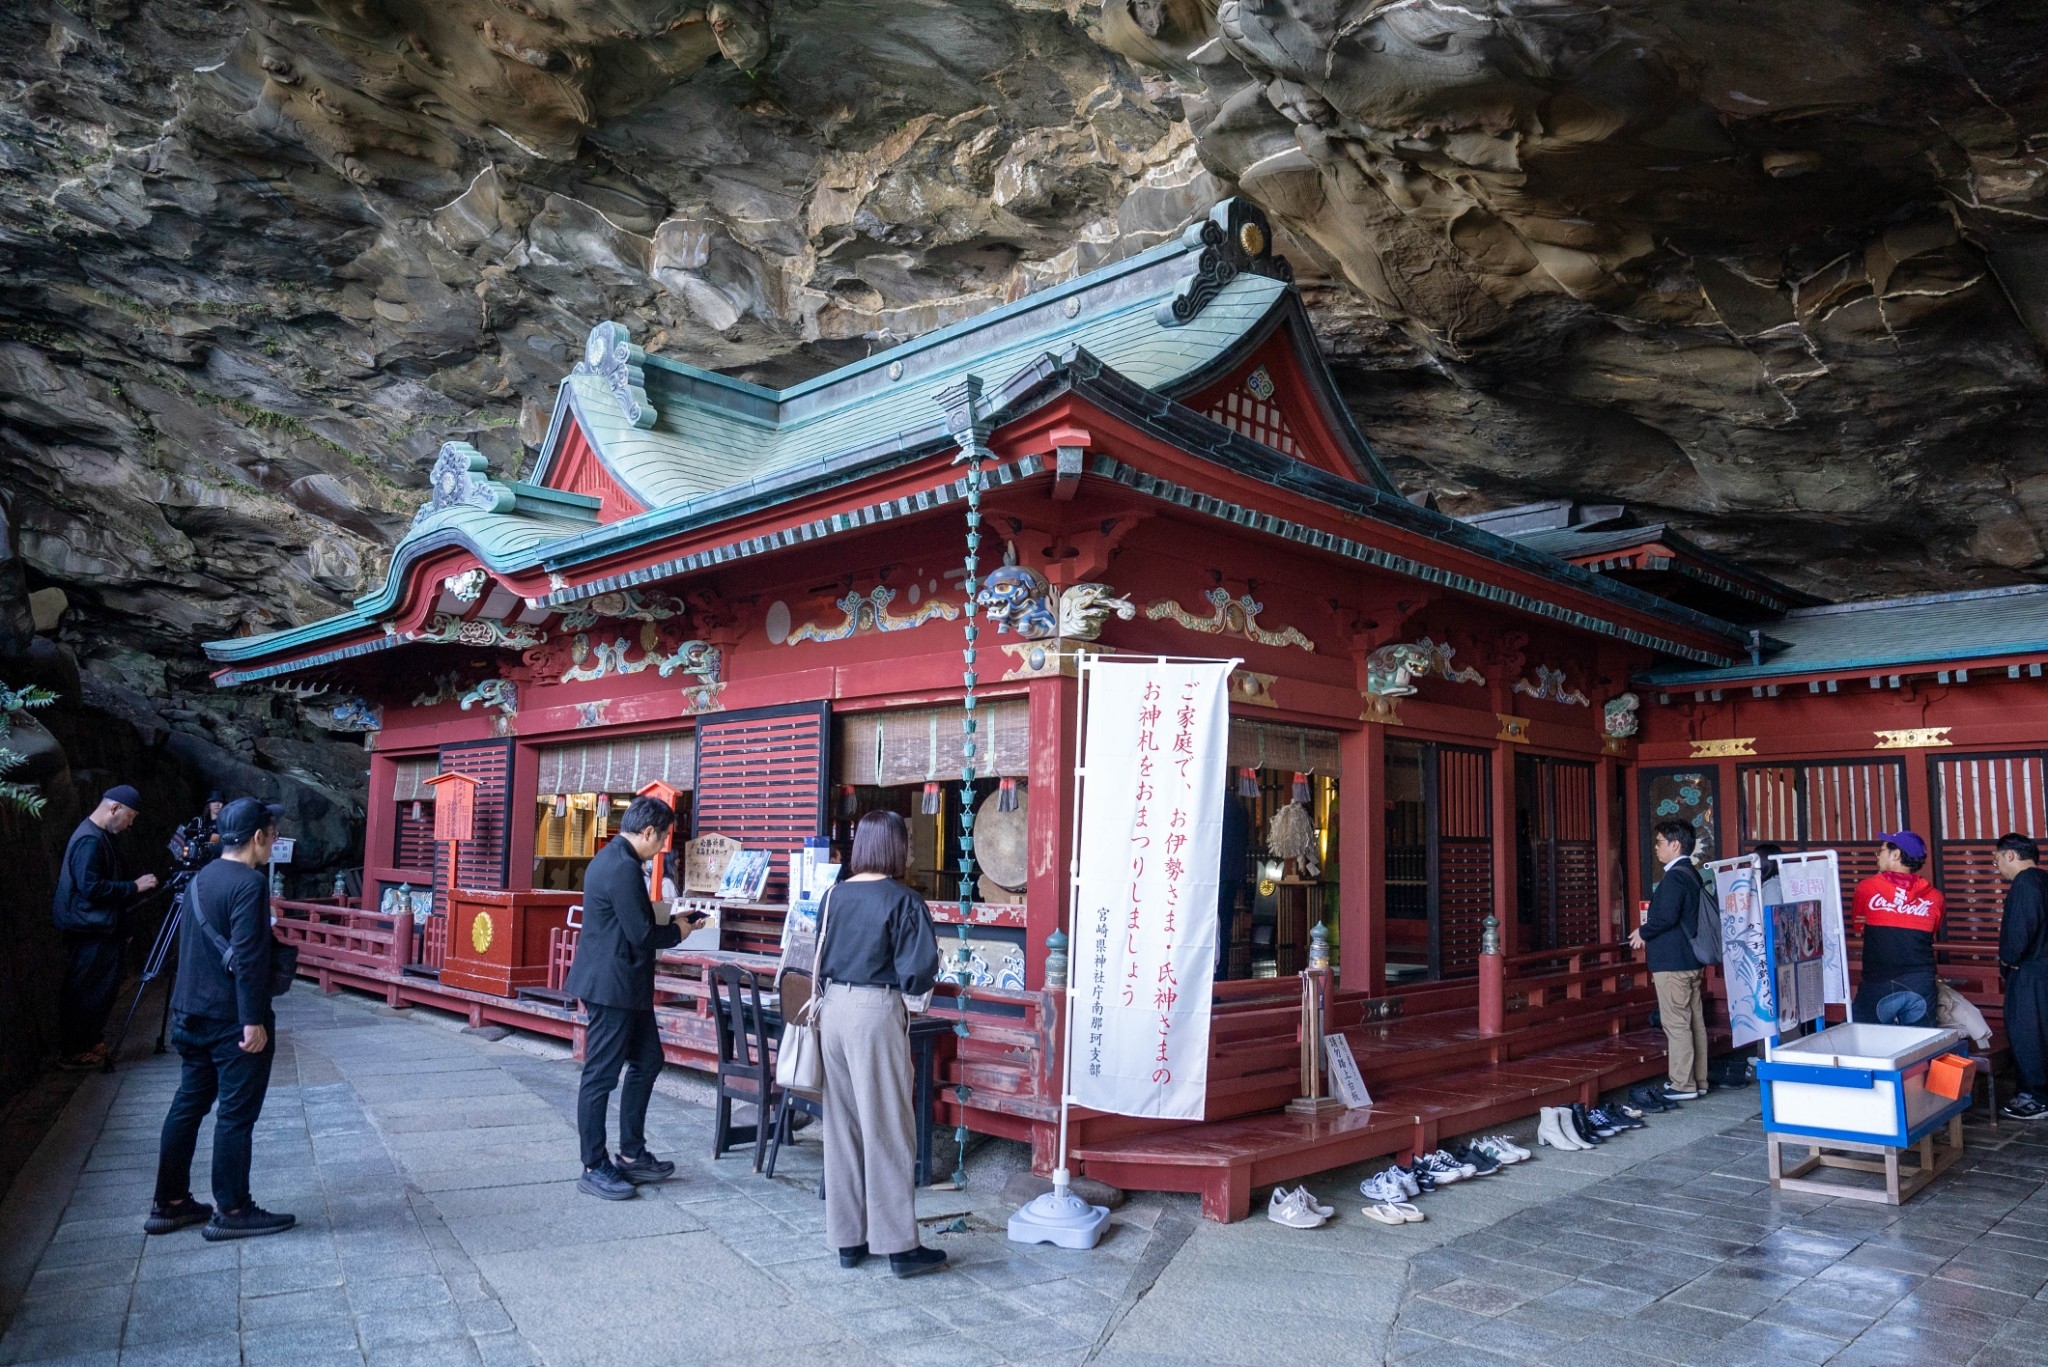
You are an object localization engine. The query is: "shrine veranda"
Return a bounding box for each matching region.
[206,199,2048,1216]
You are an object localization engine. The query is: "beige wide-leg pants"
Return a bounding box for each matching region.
[1654,969,1709,1093]
[820,982,917,1256]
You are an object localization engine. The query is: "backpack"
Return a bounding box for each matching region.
[1685,866,1723,967]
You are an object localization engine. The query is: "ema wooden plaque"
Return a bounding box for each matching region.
[424,771,478,843]
[683,833,741,894]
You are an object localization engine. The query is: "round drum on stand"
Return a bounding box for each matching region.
[974,785,1029,902]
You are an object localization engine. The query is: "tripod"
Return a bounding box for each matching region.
[104,870,194,1073]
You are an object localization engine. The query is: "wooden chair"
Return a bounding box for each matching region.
[710,963,776,1171]
[765,969,823,1181]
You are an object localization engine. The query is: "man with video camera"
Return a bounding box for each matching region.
[168,790,226,872]
[52,784,159,1070]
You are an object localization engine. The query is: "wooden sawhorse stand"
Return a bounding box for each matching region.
[1766,1114,1964,1205]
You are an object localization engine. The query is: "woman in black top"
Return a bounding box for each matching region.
[816,811,944,1276]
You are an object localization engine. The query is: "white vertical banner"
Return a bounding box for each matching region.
[1070,656,1236,1120]
[1709,856,1774,1049]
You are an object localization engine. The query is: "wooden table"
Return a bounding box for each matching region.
[1766,1113,1965,1205]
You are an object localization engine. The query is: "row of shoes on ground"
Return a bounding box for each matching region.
[1538,1100,1647,1152]
[1267,1131,1539,1230]
[1628,1081,1702,1111]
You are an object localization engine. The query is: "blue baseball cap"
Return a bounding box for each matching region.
[1880,831,1928,861]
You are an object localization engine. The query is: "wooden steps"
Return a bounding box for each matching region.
[1073,1026,1677,1222]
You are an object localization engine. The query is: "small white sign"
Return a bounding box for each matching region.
[1323,1034,1372,1109]
[269,837,295,866]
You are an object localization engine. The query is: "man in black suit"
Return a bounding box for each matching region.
[1630,819,1708,1102]
[52,784,160,1069]
[565,795,695,1199]
[147,798,294,1241]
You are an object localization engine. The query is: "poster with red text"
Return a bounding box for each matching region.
[1069,656,1234,1120]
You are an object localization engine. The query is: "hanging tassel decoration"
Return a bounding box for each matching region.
[411,799,423,823]
[596,792,611,812]
[552,793,567,819]
[1237,767,1259,799]
[1292,770,1311,805]
[997,777,1018,811]
[837,784,858,817]
[922,781,942,815]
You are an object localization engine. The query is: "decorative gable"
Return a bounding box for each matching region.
[1206,365,1302,459]
[544,415,646,525]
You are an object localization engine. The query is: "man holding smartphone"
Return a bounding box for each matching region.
[565,795,700,1199]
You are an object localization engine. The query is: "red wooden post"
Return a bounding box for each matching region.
[424,771,478,959]
[1490,742,1519,959]
[1339,722,1384,994]
[1594,754,1620,944]
[1479,915,1505,1036]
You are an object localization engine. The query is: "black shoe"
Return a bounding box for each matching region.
[1567,1105,1604,1145]
[839,1243,869,1268]
[1610,1099,1648,1123]
[201,1204,294,1241]
[1452,1142,1501,1176]
[1628,1085,1675,1113]
[578,1162,638,1201]
[890,1245,948,1277]
[1594,1105,1644,1131]
[1660,1086,1702,1102]
[615,1151,677,1185]
[1396,1162,1436,1195]
[2002,1094,2048,1122]
[143,1196,212,1235]
[1584,1107,1624,1137]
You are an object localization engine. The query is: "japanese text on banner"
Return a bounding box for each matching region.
[1070,658,1234,1120]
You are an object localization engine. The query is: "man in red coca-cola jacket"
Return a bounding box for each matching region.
[1850,831,1945,1026]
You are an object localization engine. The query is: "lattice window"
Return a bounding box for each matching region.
[1934,753,2048,945]
[1206,367,1301,457]
[692,703,831,903]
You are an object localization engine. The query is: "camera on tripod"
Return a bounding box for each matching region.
[166,821,219,873]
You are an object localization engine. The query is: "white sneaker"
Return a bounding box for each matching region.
[1484,1134,1532,1163]
[1268,1187,1326,1228]
[1290,1185,1335,1218]
[1390,1164,1421,1198]
[1358,1170,1406,1204]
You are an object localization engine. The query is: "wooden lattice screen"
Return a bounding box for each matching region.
[691,702,831,903]
[433,740,514,912]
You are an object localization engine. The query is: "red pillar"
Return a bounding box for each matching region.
[1491,741,1519,960]
[1595,754,1620,944]
[1339,722,1385,995]
[1026,672,1074,990]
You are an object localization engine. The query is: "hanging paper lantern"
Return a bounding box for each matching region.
[1237,766,1259,799]
[921,781,942,815]
[997,776,1018,811]
[1291,770,1311,804]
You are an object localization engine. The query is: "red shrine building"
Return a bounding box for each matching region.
[209,199,2048,1220]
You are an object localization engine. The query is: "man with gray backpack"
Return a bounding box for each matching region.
[1630,819,1719,1102]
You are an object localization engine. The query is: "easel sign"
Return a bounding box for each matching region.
[684,833,740,894]
[1323,1034,1373,1109]
[1775,849,1849,1005]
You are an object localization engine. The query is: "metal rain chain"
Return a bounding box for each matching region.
[939,375,992,1189]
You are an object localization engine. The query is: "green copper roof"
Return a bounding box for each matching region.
[1640,584,2048,686]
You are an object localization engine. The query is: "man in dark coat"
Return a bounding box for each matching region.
[1630,819,1708,1101]
[563,795,691,1199]
[51,784,159,1069]
[148,798,294,1240]
[1996,833,2048,1121]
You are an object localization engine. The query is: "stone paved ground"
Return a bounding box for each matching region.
[1,986,2043,1366]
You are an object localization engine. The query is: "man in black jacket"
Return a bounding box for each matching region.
[564,795,691,1199]
[51,784,159,1069]
[147,798,294,1241]
[1631,819,1708,1102]
[1996,833,2048,1121]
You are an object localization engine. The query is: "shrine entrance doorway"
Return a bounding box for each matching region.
[1384,739,1493,983]
[1516,755,1598,953]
